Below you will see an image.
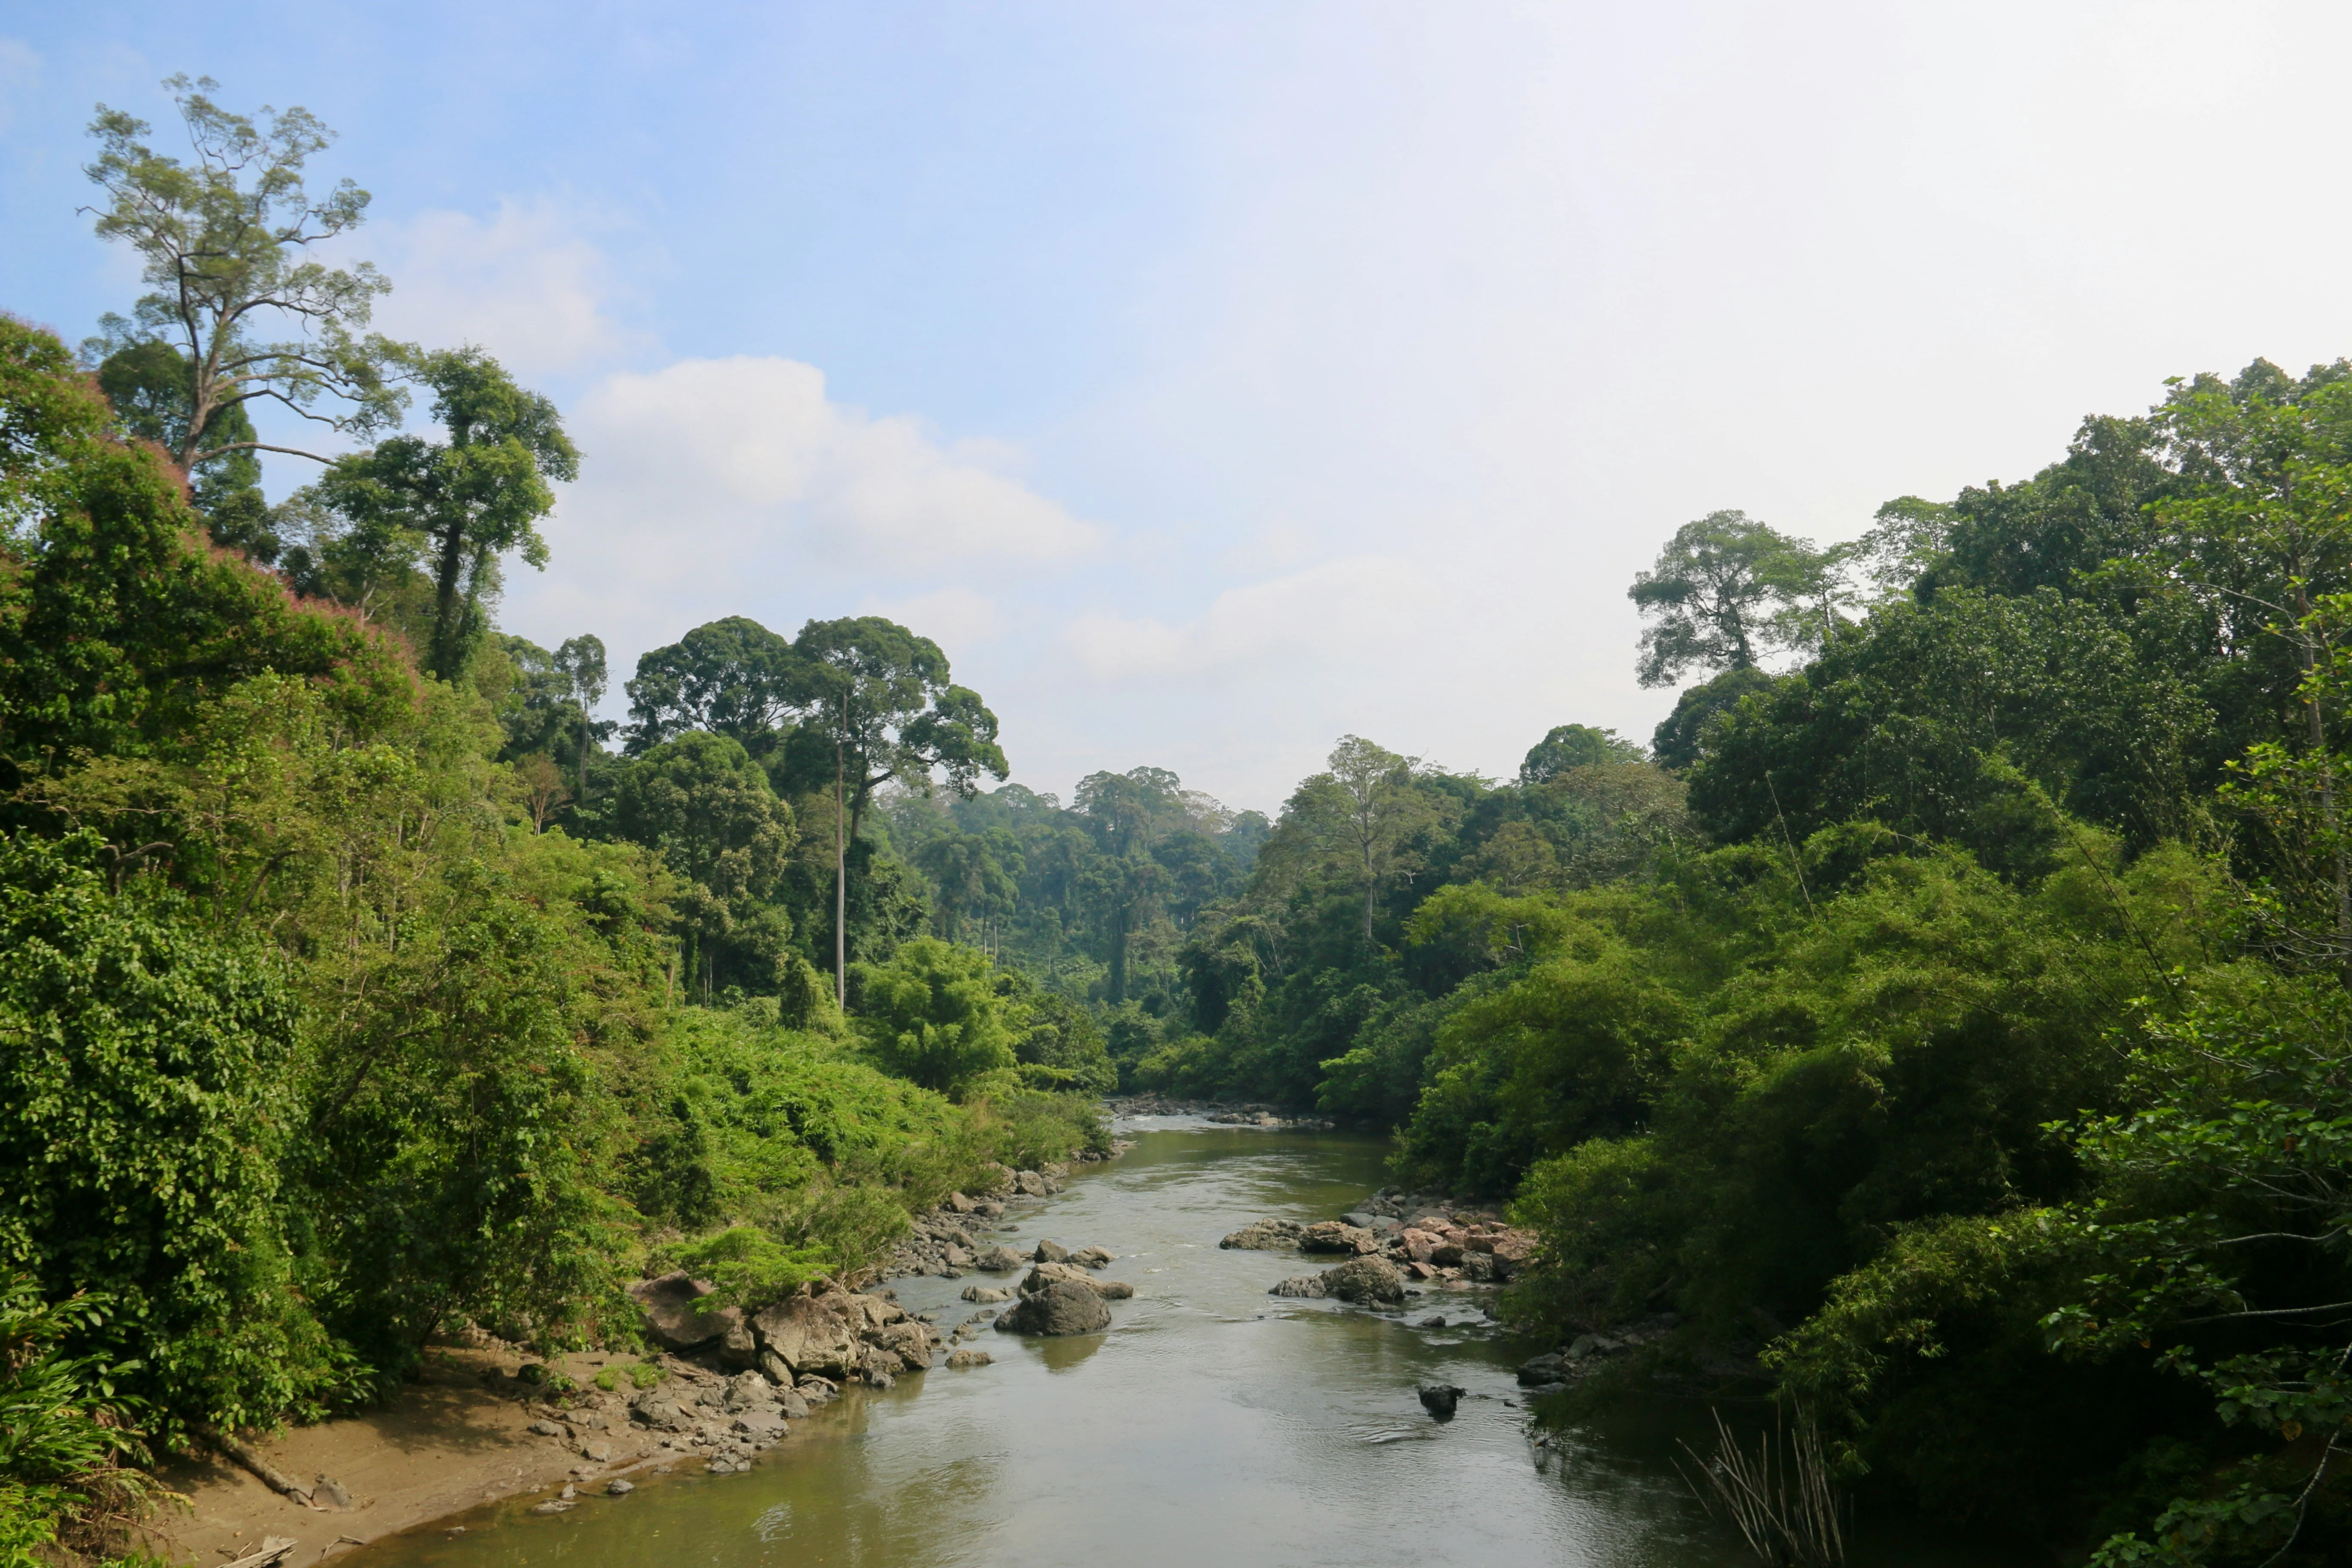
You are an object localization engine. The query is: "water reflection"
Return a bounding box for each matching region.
[347,1124,2011,1568]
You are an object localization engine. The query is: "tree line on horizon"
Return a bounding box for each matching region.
[5,73,2352,1568]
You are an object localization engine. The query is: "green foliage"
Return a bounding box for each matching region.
[1519,723,1642,783]
[81,76,408,471]
[851,937,1020,1093]
[667,1225,826,1311]
[311,347,578,682]
[0,833,341,1432]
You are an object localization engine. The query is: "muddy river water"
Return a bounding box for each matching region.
[351,1118,2018,1568]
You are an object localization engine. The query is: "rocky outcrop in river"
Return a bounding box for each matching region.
[1241,1188,1538,1307]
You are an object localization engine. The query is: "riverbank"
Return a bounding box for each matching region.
[138,1159,1108,1565]
[140,1339,705,1565]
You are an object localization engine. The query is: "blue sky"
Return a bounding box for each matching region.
[6,3,2352,811]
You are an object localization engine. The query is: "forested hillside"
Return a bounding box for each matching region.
[6,76,2352,1568]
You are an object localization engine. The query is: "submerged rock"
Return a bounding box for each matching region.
[996,1279,1112,1335]
[962,1283,1014,1303]
[1418,1382,1466,1419]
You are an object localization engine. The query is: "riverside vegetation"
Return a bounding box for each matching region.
[3,74,2352,1568]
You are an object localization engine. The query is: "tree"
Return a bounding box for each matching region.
[89,336,275,559]
[553,634,607,802]
[851,937,1018,1093]
[1649,665,1779,772]
[312,348,577,682]
[790,617,1008,1008]
[613,732,796,998]
[624,616,799,753]
[1293,735,1454,946]
[1628,510,1825,686]
[1518,723,1642,784]
[82,76,408,473]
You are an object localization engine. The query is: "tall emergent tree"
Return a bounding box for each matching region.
[790,617,1008,1007]
[553,634,607,802]
[624,616,801,752]
[82,77,409,483]
[313,349,577,682]
[1628,509,1827,686]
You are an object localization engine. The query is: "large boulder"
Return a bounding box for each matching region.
[995,1279,1111,1335]
[1299,1220,1379,1255]
[1268,1274,1327,1298]
[1219,1219,1303,1250]
[751,1293,861,1378]
[1022,1262,1133,1299]
[627,1391,692,1431]
[1013,1170,1050,1197]
[1069,1246,1115,1269]
[1032,1238,1070,1263]
[867,1319,939,1372]
[1323,1256,1406,1305]
[972,1246,1026,1271]
[627,1271,739,1352]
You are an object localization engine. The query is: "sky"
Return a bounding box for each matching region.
[6,2,2352,812]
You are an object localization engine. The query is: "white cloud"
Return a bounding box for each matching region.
[858,585,1005,649]
[1064,556,1433,682]
[368,197,647,378]
[560,356,1100,574]
[502,355,1098,680]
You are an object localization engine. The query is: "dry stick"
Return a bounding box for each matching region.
[1764,772,1813,913]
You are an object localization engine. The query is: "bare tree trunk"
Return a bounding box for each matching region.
[835,732,848,1011]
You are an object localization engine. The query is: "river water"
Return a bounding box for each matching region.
[351,1119,2018,1568]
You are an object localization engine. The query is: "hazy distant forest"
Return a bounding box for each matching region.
[7,79,2352,1568]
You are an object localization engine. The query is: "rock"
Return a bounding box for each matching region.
[779,1389,810,1420]
[1032,1238,1070,1263]
[731,1413,786,1438]
[1069,1246,1115,1268]
[1516,1353,1566,1384]
[1429,1242,1466,1268]
[1402,1261,1437,1281]
[527,1418,566,1437]
[1268,1275,1328,1298]
[867,1319,939,1371]
[579,1441,612,1462]
[961,1284,1013,1303]
[530,1499,574,1515]
[945,1348,993,1369]
[627,1392,691,1431]
[751,1293,861,1378]
[943,1245,971,1268]
[1322,1256,1406,1305]
[995,1279,1112,1335]
[945,1191,978,1213]
[1418,1382,1467,1419]
[1023,1261,1134,1299]
[867,1369,895,1391]
[560,1483,577,1501]
[717,1319,760,1370]
[1219,1218,1304,1250]
[1299,1220,1379,1255]
[312,1473,356,1510]
[1420,1314,1448,1328]
[1013,1170,1050,1197]
[627,1271,740,1353]
[972,1246,1026,1272]
[1458,1251,1499,1284]
[606,1479,634,1496]
[796,1375,839,1404]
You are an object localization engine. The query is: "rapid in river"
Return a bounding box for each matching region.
[347,1117,2018,1568]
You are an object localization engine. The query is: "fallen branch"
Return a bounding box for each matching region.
[194,1425,319,1510]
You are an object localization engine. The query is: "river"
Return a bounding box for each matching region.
[348,1118,2020,1568]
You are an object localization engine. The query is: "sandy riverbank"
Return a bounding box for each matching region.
[137,1341,698,1567]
